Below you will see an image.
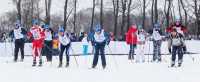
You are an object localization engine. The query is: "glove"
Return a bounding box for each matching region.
[39,39,43,42]
[181,28,184,31]
[10,35,14,38]
[183,46,187,53]
[127,42,130,44]
[169,48,171,54]
[107,42,110,45]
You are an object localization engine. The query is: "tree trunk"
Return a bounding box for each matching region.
[154,0,158,24]
[100,0,103,29]
[74,0,77,34]
[142,0,145,29]
[17,0,21,21]
[64,0,68,30]
[90,0,95,32]
[45,0,52,25]
[126,0,132,32]
[121,0,126,35]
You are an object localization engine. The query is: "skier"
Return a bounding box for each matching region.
[168,19,187,53]
[56,28,72,68]
[126,24,137,60]
[136,25,147,63]
[87,25,110,69]
[27,20,46,66]
[149,24,162,62]
[44,25,54,62]
[168,28,185,67]
[9,22,27,62]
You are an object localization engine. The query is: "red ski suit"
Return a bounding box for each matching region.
[27,27,45,60]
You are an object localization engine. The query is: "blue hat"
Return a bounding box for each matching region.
[45,25,50,29]
[138,25,143,29]
[16,20,21,24]
[175,19,180,22]
[95,25,101,31]
[33,20,39,25]
[14,22,18,26]
[154,24,159,28]
[59,28,64,32]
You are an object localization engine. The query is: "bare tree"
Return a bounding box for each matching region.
[73,0,77,34]
[113,0,119,35]
[100,0,104,29]
[90,0,96,32]
[154,0,158,24]
[45,0,52,25]
[64,0,68,30]
[126,0,132,32]
[121,0,127,35]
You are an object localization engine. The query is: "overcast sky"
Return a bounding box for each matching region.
[0,0,187,18]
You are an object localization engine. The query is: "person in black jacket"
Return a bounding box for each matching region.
[79,32,85,41]
[149,24,163,62]
[43,25,55,62]
[9,22,27,62]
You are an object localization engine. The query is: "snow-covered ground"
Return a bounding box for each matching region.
[0,54,199,82]
[0,40,200,82]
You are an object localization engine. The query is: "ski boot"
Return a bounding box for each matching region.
[171,61,175,67]
[178,59,182,67]
[92,65,96,69]
[65,62,69,68]
[13,59,17,62]
[131,54,135,60]
[128,54,131,60]
[32,60,36,67]
[58,62,63,68]
[20,58,24,62]
[38,60,42,67]
[103,65,106,70]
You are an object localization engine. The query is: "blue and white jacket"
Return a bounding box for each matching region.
[88,29,110,44]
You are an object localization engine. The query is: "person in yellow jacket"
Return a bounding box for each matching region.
[53,38,59,56]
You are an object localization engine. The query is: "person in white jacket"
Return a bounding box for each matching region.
[82,34,88,55]
[136,25,147,63]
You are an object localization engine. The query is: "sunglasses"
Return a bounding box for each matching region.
[95,29,101,31]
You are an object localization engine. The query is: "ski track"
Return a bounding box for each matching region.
[0,55,199,82]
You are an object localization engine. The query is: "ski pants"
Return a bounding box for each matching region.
[136,44,145,62]
[32,40,43,61]
[92,42,106,67]
[153,40,162,61]
[129,44,136,55]
[14,38,25,60]
[59,43,70,63]
[44,40,53,61]
[172,46,183,61]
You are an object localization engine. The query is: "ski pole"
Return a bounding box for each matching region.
[108,45,118,68]
[70,45,79,67]
[148,38,150,62]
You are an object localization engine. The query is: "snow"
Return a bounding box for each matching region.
[0,41,200,82]
[0,55,200,82]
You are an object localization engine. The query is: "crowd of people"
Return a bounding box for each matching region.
[0,18,196,68]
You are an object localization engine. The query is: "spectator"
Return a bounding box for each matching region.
[198,35,200,40]
[71,33,77,42]
[109,32,115,41]
[79,32,85,41]
[188,35,191,40]
[115,34,122,41]
[121,33,127,41]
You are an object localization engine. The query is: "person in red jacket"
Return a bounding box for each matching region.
[167,19,186,35]
[27,20,46,66]
[126,24,137,60]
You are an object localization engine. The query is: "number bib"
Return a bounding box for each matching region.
[172,38,181,45]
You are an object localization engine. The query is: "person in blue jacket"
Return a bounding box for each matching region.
[87,25,110,69]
